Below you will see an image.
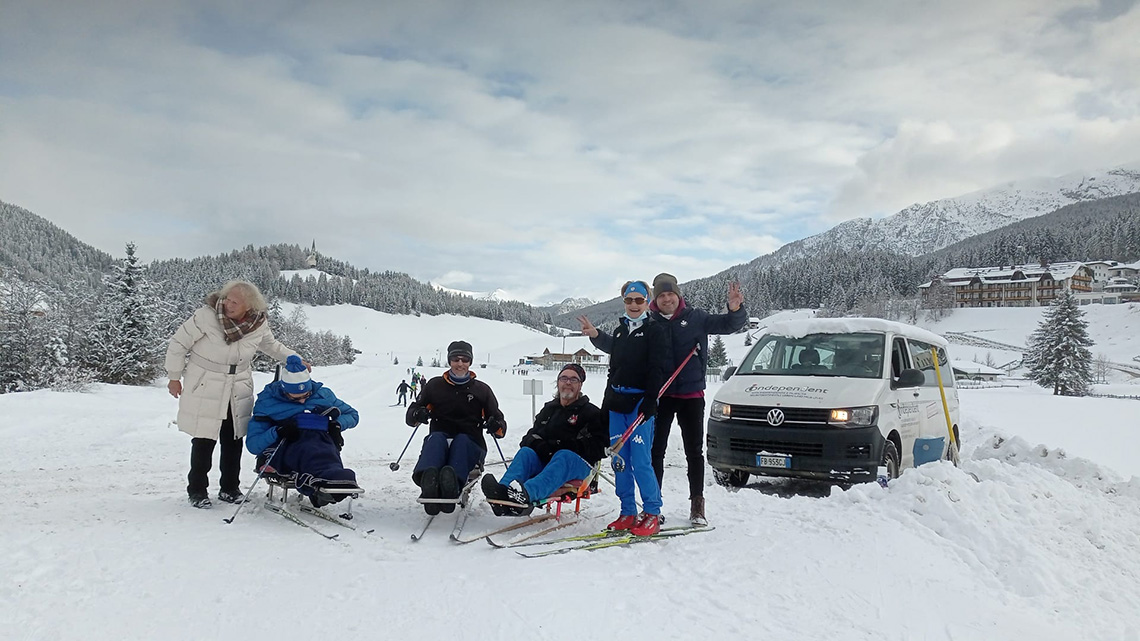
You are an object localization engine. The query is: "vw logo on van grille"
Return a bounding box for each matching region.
[766,408,785,426]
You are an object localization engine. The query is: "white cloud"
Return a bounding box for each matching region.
[1,0,1137,303]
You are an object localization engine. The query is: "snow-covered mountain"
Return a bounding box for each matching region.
[542,296,597,316]
[784,164,1140,261]
[430,282,518,303]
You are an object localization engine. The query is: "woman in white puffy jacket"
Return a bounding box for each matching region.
[165,280,304,509]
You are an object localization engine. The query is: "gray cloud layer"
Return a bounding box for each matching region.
[1,0,1137,303]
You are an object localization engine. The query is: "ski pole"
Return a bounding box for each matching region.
[577,343,701,493]
[390,424,420,471]
[223,442,282,525]
[609,342,701,470]
[493,435,508,467]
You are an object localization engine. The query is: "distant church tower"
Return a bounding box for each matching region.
[305,240,318,268]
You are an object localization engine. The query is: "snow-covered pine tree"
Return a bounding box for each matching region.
[0,275,48,392]
[252,297,286,372]
[818,283,848,318]
[416,356,423,366]
[708,336,728,368]
[89,243,168,385]
[1025,290,1094,396]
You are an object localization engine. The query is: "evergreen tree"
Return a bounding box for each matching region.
[708,336,728,368]
[1025,291,1094,396]
[89,243,167,385]
[417,356,424,366]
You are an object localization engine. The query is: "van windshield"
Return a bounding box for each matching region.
[736,332,886,379]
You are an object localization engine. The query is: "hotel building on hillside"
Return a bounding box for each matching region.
[919,262,1095,308]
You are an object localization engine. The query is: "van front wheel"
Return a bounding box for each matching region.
[714,469,749,489]
[882,440,900,480]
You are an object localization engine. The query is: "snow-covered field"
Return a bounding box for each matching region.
[3,304,1139,640]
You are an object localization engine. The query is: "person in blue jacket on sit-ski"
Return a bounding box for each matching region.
[246,355,361,507]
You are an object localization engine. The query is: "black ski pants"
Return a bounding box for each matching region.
[651,396,706,500]
[187,407,243,497]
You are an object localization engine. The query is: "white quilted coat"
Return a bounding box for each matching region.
[165,306,297,440]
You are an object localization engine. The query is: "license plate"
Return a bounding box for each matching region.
[757,454,790,469]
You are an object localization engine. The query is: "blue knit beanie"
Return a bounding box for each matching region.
[280,355,311,395]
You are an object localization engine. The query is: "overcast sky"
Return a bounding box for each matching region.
[2,1,1138,305]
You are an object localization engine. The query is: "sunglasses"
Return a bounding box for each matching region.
[623,297,647,305]
[557,376,581,384]
[449,356,471,363]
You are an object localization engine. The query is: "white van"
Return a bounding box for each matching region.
[707,318,960,487]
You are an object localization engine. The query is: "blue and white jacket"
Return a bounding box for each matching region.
[245,381,359,455]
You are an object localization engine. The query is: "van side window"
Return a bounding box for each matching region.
[891,337,910,380]
[906,339,954,388]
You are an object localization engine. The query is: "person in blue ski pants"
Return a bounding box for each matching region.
[579,280,671,536]
[481,363,606,516]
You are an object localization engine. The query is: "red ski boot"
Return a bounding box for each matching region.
[607,514,638,531]
[630,512,661,537]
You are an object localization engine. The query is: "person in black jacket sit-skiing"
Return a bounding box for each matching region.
[481,363,607,516]
[406,340,506,515]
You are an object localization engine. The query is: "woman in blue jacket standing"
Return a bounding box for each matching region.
[246,356,361,506]
[578,280,670,536]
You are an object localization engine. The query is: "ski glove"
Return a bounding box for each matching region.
[276,418,301,443]
[328,424,344,451]
[406,405,430,427]
[484,416,507,439]
[320,407,341,420]
[639,394,657,418]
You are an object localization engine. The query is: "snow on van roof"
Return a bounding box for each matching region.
[761,317,949,347]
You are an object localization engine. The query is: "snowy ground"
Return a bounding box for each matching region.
[3,305,1139,640]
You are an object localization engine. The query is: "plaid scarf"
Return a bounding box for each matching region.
[207,293,267,344]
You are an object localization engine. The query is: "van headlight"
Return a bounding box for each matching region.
[829,406,877,427]
[710,400,731,421]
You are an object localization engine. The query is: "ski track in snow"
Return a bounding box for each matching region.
[3,308,1140,640]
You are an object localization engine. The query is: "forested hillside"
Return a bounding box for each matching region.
[557,192,1140,328]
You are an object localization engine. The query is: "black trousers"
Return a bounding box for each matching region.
[651,396,707,499]
[187,407,243,497]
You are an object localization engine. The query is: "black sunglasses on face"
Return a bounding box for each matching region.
[450,356,471,363]
[623,297,646,305]
[557,376,581,384]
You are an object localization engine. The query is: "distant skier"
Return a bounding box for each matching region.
[405,340,506,515]
[482,363,606,516]
[246,355,361,507]
[396,379,411,406]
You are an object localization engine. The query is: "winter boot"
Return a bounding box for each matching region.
[189,493,212,509]
[689,496,707,526]
[438,466,459,514]
[630,512,661,537]
[419,467,441,515]
[607,514,638,531]
[217,489,244,504]
[481,474,509,517]
[504,482,534,517]
[310,491,334,508]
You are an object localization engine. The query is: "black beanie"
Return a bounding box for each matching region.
[447,340,473,361]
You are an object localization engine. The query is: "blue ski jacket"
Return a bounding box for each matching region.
[246,381,359,454]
